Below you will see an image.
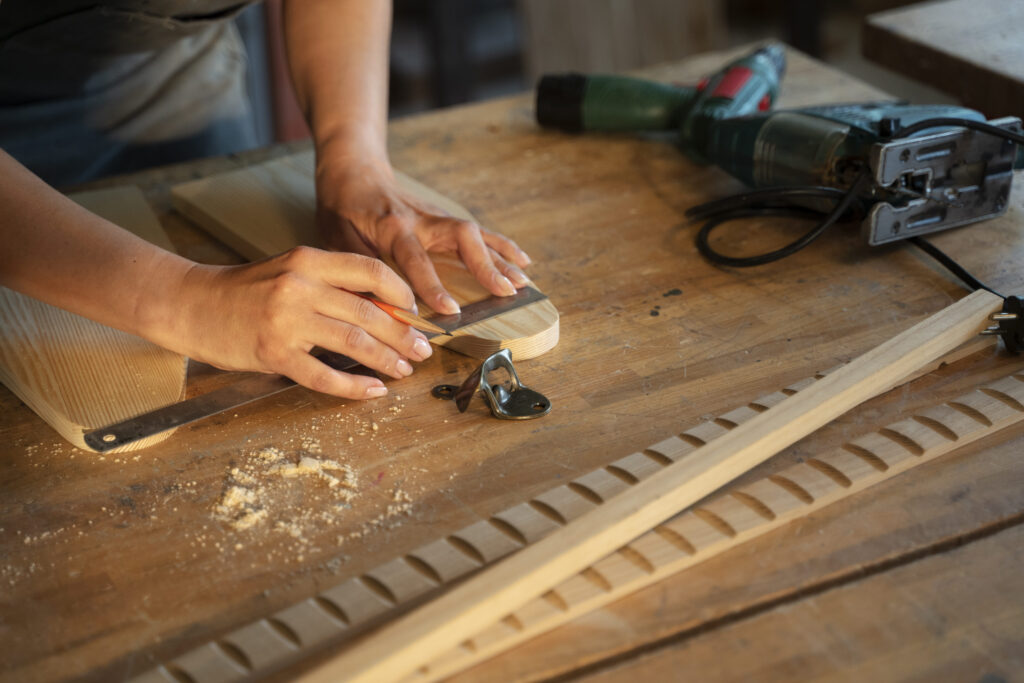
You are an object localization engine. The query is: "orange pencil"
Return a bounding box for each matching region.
[352,293,448,335]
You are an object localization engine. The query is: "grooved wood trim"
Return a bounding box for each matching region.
[170,152,559,360]
[129,299,1004,683]
[412,368,1024,681]
[298,289,1002,683]
[0,187,188,452]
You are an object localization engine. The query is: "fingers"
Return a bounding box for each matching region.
[452,221,517,298]
[295,247,416,312]
[482,229,532,269]
[489,248,530,288]
[392,231,462,314]
[282,351,389,400]
[308,313,421,381]
[313,287,433,369]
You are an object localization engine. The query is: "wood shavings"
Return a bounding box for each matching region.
[212,446,359,542]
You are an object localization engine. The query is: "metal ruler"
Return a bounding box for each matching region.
[83,287,547,452]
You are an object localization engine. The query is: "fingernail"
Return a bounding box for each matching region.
[520,251,532,266]
[496,274,516,296]
[396,358,413,377]
[509,269,529,287]
[365,385,388,398]
[412,337,432,360]
[439,294,461,314]
[411,302,419,315]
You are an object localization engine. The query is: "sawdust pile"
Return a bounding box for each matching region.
[4,394,425,587]
[212,446,359,537]
[210,436,415,564]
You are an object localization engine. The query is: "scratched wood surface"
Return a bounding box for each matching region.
[1,46,1023,682]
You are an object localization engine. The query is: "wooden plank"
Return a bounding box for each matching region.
[862,0,1024,117]
[299,290,1002,682]
[412,366,1024,680]
[170,151,559,360]
[0,187,188,451]
[575,522,1024,681]
[125,337,998,682]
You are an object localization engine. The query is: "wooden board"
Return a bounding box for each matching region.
[123,339,1007,683]
[0,187,188,452]
[862,0,1024,117]
[570,521,1024,681]
[299,290,1002,682]
[413,366,1024,680]
[170,152,559,360]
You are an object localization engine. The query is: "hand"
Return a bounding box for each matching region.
[172,247,433,399]
[315,158,532,315]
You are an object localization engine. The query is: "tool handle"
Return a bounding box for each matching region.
[536,73,696,132]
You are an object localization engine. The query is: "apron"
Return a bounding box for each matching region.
[0,0,260,186]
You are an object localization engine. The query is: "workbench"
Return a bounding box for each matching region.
[2,46,1023,682]
[862,0,1024,117]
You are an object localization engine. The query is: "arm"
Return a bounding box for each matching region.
[282,0,531,315]
[0,149,431,399]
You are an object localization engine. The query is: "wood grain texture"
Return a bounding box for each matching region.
[170,151,559,360]
[0,188,187,452]
[4,47,1024,683]
[578,521,1024,682]
[413,367,1024,681]
[125,338,1001,683]
[300,290,1002,682]
[862,0,1024,117]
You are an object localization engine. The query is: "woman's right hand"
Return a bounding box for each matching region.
[165,246,433,399]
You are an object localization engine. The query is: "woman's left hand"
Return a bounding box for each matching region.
[315,156,532,315]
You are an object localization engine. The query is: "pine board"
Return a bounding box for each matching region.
[0,187,188,452]
[170,152,559,360]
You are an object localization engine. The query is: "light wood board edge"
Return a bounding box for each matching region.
[128,329,1002,683]
[295,289,1002,683]
[169,152,559,360]
[0,187,188,452]
[414,366,1024,681]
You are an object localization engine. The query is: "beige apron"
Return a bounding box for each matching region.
[0,1,259,185]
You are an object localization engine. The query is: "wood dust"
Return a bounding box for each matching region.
[4,394,423,585]
[212,445,360,549]
[210,395,418,562]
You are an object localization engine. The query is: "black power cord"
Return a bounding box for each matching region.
[686,116,1022,296]
[690,173,872,267]
[686,115,1024,353]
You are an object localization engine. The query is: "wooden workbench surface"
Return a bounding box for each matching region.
[862,0,1024,117]
[2,46,1023,682]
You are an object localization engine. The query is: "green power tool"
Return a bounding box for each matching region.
[536,45,1024,352]
[536,44,786,155]
[536,46,1024,254]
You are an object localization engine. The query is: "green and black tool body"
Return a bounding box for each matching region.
[695,102,1022,246]
[536,44,785,135]
[537,45,1023,249]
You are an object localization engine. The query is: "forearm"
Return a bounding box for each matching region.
[0,149,193,347]
[282,0,392,165]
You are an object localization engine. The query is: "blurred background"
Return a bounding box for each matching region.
[237,0,954,145]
